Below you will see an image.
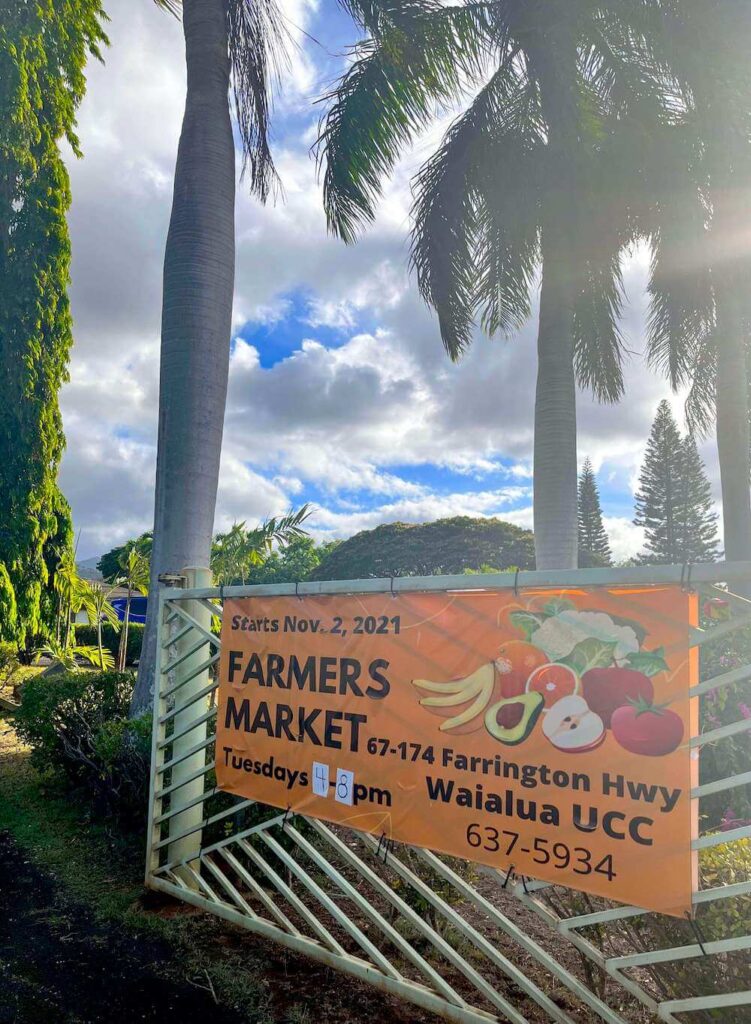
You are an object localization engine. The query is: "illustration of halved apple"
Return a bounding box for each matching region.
[413,663,495,733]
[542,695,605,752]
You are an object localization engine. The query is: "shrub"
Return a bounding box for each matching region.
[14,670,150,820]
[73,622,144,665]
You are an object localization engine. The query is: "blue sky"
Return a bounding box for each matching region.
[58,0,720,563]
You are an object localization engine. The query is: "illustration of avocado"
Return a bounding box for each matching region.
[484,692,544,745]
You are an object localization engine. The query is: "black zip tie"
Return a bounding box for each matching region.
[681,562,695,593]
[521,874,530,895]
[685,912,709,956]
[282,805,292,828]
[376,832,386,857]
[390,576,397,598]
[219,583,225,603]
[295,580,303,601]
[502,865,515,889]
[513,569,520,596]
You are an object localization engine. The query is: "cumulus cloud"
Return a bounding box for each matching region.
[58,0,720,564]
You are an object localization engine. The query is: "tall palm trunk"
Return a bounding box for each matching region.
[533,216,578,569]
[713,186,751,570]
[132,0,235,715]
[715,282,751,563]
[118,588,131,672]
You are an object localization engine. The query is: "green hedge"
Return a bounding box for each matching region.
[74,622,143,665]
[14,670,150,820]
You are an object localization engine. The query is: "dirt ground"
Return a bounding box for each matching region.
[0,827,447,1024]
[0,830,249,1024]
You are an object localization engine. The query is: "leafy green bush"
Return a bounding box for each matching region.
[700,838,751,939]
[73,622,144,665]
[699,615,751,830]
[14,670,150,820]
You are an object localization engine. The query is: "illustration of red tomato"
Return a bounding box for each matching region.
[611,701,684,756]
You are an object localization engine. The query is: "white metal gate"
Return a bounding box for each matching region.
[146,563,751,1023]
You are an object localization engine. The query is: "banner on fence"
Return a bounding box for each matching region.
[216,586,698,914]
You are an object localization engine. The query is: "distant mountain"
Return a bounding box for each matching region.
[76,555,103,581]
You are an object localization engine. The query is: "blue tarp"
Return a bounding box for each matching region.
[111,595,148,624]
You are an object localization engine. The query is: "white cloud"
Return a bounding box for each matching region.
[57,0,721,567]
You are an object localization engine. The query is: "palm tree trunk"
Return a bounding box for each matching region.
[132,0,235,715]
[118,590,131,672]
[533,218,578,569]
[713,180,751,571]
[97,612,104,670]
[715,280,751,565]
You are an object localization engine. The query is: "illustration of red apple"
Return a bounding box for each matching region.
[581,667,654,728]
[526,663,580,709]
[494,641,547,698]
[542,695,605,752]
[611,698,684,756]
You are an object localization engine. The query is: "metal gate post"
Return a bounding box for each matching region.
[167,565,213,881]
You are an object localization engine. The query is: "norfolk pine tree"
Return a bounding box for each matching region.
[578,459,612,567]
[634,401,719,564]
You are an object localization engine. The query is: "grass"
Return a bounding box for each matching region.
[0,716,277,1018]
[0,713,429,1024]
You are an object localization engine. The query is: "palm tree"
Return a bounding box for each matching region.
[317,0,666,569]
[645,1,751,567]
[211,506,313,586]
[133,0,288,714]
[116,546,150,671]
[84,581,121,671]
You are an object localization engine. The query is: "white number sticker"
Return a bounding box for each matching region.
[312,762,329,798]
[335,768,354,806]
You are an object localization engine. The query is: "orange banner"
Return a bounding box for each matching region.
[216,586,698,914]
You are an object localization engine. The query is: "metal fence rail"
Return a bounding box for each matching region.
[146,562,751,1024]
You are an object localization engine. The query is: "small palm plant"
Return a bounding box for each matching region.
[84,581,121,672]
[211,505,313,586]
[116,547,150,671]
[36,637,115,673]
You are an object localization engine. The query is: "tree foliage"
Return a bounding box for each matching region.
[310,517,535,581]
[210,506,312,586]
[0,0,107,646]
[578,458,613,567]
[245,536,337,585]
[634,401,719,564]
[97,532,152,583]
[319,0,668,392]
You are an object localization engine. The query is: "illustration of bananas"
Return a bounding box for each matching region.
[412,663,495,732]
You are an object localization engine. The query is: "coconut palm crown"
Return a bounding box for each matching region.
[318,0,671,569]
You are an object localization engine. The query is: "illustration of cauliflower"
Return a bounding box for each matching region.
[530,611,639,663]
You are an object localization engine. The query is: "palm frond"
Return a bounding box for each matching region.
[153,0,180,14]
[684,333,718,437]
[318,2,494,242]
[410,62,541,359]
[646,207,714,388]
[227,0,290,202]
[573,250,627,403]
[77,644,116,672]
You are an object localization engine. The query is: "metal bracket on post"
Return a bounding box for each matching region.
[166,566,213,886]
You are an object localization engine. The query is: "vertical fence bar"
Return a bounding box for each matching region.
[145,582,169,881]
[167,566,213,879]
